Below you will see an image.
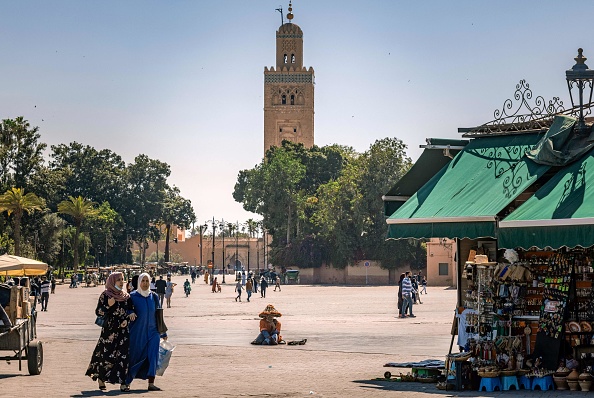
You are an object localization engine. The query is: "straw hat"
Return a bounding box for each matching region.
[259,304,282,318]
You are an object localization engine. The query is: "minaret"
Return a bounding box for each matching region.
[264,1,315,154]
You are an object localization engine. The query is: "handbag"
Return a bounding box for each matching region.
[95,316,105,327]
[153,294,168,334]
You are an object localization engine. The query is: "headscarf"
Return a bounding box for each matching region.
[104,272,130,302]
[136,272,151,297]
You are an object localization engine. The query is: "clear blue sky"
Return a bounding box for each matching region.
[2,1,594,224]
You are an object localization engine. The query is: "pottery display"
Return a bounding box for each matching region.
[553,376,568,390]
[579,380,592,391]
[567,379,581,391]
[579,372,593,381]
[568,369,580,380]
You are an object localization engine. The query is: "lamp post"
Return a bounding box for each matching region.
[210,218,216,282]
[566,48,594,136]
[219,219,226,283]
[235,221,240,271]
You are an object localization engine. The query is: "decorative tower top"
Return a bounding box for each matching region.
[287,1,294,22]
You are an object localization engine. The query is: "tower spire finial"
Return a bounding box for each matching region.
[287,1,293,22]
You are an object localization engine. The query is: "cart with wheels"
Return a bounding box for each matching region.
[0,312,43,375]
[0,254,48,375]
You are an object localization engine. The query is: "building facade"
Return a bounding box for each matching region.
[263,5,315,153]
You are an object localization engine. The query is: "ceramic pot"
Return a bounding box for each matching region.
[567,379,581,391]
[579,380,592,391]
[579,372,593,381]
[568,369,580,380]
[553,376,568,390]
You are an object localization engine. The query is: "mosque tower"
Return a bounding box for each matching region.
[263,1,315,154]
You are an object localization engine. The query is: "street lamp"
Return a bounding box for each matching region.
[235,220,240,272]
[219,219,226,284]
[566,48,594,136]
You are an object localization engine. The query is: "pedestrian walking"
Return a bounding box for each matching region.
[85,272,136,391]
[274,276,281,292]
[241,271,246,286]
[245,278,253,302]
[155,275,167,307]
[420,276,427,294]
[204,271,209,284]
[165,276,176,308]
[235,281,243,302]
[125,273,166,392]
[401,271,415,317]
[260,276,268,298]
[50,276,56,294]
[412,276,422,304]
[253,274,259,293]
[39,276,51,311]
[191,270,196,284]
[397,273,405,318]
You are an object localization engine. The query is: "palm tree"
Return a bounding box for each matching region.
[58,196,97,272]
[0,187,45,255]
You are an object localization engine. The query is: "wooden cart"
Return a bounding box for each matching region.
[0,312,43,375]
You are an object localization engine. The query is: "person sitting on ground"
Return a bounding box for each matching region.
[251,304,283,345]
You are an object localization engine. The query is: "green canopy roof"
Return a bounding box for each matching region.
[499,146,594,249]
[387,133,549,240]
[383,138,467,217]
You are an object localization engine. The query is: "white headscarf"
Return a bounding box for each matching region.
[137,272,151,297]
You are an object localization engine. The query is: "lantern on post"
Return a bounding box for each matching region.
[566,48,594,136]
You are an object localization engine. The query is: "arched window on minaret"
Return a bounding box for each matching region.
[281,95,287,105]
[284,54,288,63]
[291,54,295,63]
[290,95,295,105]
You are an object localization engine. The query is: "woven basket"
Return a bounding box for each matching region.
[517,369,530,376]
[478,371,500,378]
[417,377,437,383]
[500,370,517,376]
[449,353,472,362]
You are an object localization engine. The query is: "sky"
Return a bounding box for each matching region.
[2,1,594,225]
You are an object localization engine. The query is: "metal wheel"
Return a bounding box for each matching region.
[27,340,43,375]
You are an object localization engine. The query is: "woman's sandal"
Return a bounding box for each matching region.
[98,380,106,390]
[120,384,130,392]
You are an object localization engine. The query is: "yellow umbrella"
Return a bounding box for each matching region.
[0,254,49,276]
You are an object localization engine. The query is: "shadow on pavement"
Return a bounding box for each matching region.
[352,379,483,396]
[71,390,146,397]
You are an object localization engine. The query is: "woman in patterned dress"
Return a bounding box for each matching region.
[85,272,136,391]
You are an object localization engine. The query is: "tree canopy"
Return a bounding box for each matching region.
[234,139,425,270]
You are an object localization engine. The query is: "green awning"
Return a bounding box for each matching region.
[499,146,594,249]
[383,138,467,217]
[387,133,550,240]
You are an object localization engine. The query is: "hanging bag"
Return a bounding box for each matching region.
[156,338,175,376]
[153,294,168,334]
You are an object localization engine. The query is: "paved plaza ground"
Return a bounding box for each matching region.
[0,276,577,397]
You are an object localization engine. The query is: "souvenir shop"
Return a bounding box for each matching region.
[453,243,594,391]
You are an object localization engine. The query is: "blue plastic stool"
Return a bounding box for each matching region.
[479,376,502,392]
[532,375,554,391]
[518,375,531,389]
[500,375,519,390]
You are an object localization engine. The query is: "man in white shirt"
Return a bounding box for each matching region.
[40,276,51,311]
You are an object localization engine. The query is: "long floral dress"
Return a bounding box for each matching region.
[85,292,135,384]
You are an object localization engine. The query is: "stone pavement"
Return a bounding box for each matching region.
[0,277,585,397]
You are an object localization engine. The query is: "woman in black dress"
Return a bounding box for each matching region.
[85,272,136,391]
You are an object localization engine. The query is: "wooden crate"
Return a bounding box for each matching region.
[7,286,23,324]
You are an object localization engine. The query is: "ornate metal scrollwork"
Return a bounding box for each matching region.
[476,142,533,198]
[464,80,567,136]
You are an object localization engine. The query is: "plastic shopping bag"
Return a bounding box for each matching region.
[156,338,175,376]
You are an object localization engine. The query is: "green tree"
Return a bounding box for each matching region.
[49,142,126,208]
[0,188,45,255]
[160,186,196,263]
[0,117,47,192]
[86,201,123,267]
[121,155,170,261]
[58,196,97,271]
